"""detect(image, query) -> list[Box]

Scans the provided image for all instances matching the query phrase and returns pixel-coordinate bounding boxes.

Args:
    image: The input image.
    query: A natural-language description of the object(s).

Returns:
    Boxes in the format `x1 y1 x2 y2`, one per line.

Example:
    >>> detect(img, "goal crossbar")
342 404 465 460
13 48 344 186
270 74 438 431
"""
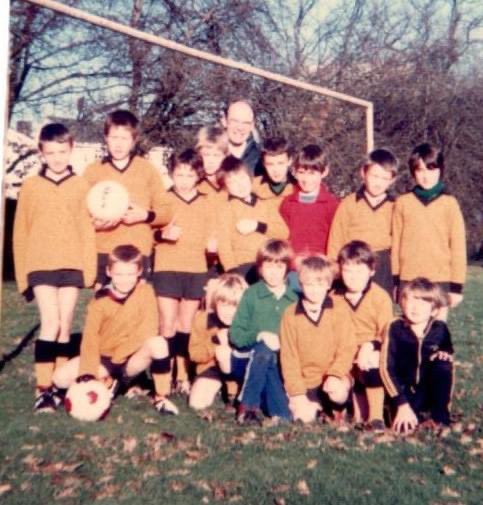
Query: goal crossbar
22 0 374 151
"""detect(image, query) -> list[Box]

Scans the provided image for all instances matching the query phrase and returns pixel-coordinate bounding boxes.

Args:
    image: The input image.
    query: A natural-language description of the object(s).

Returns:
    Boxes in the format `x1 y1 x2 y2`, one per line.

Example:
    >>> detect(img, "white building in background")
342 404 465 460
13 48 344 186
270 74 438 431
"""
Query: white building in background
4 129 172 199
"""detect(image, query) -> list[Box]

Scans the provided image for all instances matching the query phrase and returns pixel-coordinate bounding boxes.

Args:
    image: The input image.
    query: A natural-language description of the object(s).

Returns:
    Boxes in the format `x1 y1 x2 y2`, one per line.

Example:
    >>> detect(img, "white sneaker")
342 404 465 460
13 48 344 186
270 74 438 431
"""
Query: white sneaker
153 397 179 416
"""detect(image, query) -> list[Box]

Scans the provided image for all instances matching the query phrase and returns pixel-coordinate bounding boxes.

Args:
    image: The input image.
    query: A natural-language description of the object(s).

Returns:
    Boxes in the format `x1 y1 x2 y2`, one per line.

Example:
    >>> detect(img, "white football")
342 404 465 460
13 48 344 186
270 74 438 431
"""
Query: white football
65 380 111 422
86 180 129 221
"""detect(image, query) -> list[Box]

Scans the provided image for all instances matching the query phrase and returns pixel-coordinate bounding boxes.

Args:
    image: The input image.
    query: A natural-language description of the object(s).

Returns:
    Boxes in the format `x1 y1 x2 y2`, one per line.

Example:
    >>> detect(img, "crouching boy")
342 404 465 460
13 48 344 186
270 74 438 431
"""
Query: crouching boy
280 256 356 423
188 273 248 410
381 278 454 433
53 244 178 415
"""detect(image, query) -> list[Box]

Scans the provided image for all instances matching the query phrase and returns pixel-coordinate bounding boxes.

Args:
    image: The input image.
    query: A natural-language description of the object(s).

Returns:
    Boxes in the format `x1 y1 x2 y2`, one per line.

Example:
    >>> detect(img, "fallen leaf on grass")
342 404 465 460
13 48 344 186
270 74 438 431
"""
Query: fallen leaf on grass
306 459 317 469
122 436 138 453
96 484 120 500
22 454 44 471
29 426 40 433
0 484 12 496
296 480 310 496
441 465 456 476
143 417 157 424
441 486 460 498
274 498 286 505
43 462 83 474
194 480 211 492
452 422 463 433
460 434 473 445
169 481 186 493
272 484 290 494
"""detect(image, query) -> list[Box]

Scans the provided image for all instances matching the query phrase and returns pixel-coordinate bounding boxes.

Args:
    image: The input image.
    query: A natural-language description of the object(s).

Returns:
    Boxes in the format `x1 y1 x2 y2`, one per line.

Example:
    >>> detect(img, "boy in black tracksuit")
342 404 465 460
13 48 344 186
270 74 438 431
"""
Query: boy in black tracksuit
380 278 453 433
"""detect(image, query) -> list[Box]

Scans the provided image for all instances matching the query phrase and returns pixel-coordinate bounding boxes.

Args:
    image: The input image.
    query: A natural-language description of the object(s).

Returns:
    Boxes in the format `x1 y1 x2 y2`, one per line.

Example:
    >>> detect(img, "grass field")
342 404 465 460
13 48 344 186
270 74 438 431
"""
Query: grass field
0 267 482 505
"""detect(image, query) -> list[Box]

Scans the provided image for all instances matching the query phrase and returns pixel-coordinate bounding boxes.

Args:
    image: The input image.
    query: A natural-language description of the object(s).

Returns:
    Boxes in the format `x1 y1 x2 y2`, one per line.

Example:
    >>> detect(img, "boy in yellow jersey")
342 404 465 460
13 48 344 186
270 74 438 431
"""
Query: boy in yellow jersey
195 125 229 276
152 149 215 395
328 149 398 295
332 241 393 432
216 156 289 284
53 245 178 415
13 123 96 412
392 143 466 319
188 273 247 410
196 125 228 198
380 278 454 433
280 256 356 424
253 137 294 212
83 110 172 286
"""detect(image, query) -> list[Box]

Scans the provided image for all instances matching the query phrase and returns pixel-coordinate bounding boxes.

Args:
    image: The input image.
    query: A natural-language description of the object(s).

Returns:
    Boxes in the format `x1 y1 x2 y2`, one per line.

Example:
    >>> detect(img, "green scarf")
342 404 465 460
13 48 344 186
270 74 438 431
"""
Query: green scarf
413 180 445 203
269 181 288 195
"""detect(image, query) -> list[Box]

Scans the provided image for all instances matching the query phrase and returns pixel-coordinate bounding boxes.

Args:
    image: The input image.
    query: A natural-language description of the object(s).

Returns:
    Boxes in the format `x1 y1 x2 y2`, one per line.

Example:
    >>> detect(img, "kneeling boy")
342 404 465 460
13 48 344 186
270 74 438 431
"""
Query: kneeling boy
333 241 393 432
53 244 178 415
381 278 454 433
280 256 356 423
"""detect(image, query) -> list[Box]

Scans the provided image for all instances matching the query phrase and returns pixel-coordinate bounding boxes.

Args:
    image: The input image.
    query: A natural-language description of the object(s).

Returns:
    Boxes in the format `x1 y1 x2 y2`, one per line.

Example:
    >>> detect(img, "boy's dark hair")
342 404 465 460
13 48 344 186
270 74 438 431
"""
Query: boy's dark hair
218 155 251 186
168 148 204 179
400 277 448 311
262 137 292 158
408 143 445 178
38 123 73 150
107 244 143 270
256 239 292 271
362 148 399 176
337 240 376 270
298 255 335 285
293 144 329 173
104 110 139 137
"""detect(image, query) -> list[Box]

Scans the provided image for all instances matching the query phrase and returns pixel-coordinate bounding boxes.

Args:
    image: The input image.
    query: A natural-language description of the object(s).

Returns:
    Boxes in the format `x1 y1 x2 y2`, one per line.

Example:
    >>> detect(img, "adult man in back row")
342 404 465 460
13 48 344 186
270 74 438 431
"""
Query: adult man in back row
221 100 263 176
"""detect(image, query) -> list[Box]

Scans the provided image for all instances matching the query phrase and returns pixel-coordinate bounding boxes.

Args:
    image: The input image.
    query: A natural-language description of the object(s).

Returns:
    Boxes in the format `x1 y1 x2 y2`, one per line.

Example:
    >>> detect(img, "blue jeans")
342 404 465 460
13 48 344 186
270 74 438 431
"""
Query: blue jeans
236 341 291 420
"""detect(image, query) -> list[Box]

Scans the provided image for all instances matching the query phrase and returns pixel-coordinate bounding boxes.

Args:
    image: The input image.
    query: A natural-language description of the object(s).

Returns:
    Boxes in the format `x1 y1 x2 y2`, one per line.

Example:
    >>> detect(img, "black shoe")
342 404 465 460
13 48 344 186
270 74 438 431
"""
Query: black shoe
237 408 262 426
367 419 386 434
34 390 56 413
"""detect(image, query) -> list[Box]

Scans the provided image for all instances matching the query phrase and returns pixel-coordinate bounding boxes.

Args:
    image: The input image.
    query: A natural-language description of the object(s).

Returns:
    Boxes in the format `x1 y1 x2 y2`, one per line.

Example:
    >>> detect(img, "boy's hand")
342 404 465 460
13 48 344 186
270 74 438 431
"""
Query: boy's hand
236 219 258 235
448 293 463 308
392 403 418 434
356 343 380 371
122 203 148 225
206 238 218 253
162 222 182 241
257 331 280 351
430 351 453 362
214 344 232 374
290 395 320 423
92 217 121 230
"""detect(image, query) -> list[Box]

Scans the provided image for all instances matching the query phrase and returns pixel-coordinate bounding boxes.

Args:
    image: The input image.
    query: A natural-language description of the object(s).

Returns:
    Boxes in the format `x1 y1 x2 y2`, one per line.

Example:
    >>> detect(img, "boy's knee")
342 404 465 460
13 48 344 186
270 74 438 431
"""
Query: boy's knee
146 336 169 359
189 391 212 411
324 376 351 405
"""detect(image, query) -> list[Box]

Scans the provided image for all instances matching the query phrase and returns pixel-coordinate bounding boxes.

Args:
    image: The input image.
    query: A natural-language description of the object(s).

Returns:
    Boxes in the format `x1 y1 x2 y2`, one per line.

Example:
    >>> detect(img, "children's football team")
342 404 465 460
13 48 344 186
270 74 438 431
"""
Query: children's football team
13 104 466 435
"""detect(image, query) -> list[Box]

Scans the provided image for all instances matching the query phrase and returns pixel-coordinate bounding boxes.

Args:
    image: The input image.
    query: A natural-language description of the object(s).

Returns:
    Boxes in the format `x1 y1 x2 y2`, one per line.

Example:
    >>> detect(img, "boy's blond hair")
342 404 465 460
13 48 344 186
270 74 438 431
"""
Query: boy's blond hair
400 277 448 311
206 273 248 312
298 255 334 285
196 125 229 154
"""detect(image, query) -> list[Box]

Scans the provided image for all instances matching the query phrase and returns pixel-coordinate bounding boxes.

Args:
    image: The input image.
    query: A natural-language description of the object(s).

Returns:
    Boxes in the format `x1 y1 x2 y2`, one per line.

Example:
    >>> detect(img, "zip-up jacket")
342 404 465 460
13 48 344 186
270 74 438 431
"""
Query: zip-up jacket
380 318 453 406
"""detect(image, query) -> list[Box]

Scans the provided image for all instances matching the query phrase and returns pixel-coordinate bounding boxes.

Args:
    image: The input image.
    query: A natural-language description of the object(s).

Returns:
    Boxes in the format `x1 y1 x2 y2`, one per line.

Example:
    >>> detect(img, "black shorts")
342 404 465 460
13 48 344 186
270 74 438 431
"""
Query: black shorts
25 269 84 301
197 365 223 381
373 249 393 296
152 271 208 300
97 253 151 286
100 355 130 381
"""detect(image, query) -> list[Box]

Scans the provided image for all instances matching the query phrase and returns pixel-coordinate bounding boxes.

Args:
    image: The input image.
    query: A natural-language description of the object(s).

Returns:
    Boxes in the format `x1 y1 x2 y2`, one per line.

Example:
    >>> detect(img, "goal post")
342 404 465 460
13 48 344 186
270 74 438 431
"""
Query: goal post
21 0 374 152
